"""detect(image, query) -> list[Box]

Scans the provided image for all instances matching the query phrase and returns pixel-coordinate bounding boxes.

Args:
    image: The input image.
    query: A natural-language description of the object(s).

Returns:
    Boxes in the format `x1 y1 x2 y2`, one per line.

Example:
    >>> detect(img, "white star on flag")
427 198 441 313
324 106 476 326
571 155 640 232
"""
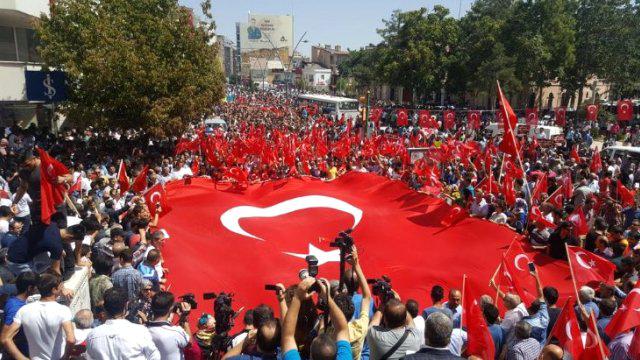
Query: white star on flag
284 244 340 265
589 260 596 267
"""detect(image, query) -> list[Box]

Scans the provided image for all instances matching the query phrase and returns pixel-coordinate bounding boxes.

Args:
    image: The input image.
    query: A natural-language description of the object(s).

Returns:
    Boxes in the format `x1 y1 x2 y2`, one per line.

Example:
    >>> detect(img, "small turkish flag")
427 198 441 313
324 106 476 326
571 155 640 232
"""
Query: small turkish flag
531 173 548 203
547 186 564 209
525 107 538 126
418 110 432 128
462 277 495 360
555 107 567 126
618 180 636 207
548 297 584 359
371 107 383 124
467 110 481 130
131 165 149 193
396 108 409 127
117 160 130 195
191 157 200 175
570 145 581 163
443 110 456 130
567 245 615 286
617 99 634 121
606 282 640 339
568 207 588 236
440 205 467 227
529 206 556 229
143 183 171 218
581 311 609 359
590 150 602 174
37 147 69 224
586 104 599 121
502 240 538 305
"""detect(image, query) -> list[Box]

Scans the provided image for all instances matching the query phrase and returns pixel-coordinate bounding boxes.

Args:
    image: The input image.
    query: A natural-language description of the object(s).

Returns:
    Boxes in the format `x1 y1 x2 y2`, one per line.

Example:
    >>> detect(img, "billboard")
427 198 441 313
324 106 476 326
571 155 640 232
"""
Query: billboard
239 14 293 56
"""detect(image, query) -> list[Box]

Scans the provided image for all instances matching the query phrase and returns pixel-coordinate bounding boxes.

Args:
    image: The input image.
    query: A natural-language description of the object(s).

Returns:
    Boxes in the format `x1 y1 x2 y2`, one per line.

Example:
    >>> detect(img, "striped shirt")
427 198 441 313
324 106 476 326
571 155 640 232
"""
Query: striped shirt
111 265 144 301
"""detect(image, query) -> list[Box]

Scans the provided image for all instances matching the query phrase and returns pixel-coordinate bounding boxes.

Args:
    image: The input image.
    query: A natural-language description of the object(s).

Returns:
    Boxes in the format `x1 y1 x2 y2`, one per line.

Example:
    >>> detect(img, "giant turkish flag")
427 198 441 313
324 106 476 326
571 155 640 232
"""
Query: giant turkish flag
159 173 574 326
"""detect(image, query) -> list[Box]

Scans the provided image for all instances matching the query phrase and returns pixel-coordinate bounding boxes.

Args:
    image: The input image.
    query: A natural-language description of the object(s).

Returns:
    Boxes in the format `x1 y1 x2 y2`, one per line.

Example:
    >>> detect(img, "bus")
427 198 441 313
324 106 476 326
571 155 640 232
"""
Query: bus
297 94 360 120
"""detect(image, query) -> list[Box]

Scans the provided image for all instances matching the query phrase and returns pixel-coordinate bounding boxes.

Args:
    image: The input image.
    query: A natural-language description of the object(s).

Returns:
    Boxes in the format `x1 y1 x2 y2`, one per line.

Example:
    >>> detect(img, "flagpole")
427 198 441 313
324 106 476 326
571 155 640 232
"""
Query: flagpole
460 274 466 330
589 307 608 360
564 243 582 307
497 153 506 184
63 192 80 217
497 80 532 204
491 261 502 304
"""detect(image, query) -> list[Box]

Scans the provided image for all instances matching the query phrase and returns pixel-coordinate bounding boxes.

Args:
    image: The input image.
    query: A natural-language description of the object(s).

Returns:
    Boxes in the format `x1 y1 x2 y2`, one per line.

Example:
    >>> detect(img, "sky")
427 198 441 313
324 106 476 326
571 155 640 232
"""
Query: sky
178 0 473 56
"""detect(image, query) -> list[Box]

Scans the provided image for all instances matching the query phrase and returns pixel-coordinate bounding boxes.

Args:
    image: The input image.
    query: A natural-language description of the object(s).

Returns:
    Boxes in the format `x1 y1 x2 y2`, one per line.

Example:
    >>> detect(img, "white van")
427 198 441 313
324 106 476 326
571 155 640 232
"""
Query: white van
602 145 640 162
204 117 228 132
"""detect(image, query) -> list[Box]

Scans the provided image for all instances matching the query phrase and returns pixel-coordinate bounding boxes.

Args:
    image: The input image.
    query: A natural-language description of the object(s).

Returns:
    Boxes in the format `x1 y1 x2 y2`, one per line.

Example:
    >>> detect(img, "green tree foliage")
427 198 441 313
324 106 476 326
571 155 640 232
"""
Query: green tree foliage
37 0 225 137
339 0 640 103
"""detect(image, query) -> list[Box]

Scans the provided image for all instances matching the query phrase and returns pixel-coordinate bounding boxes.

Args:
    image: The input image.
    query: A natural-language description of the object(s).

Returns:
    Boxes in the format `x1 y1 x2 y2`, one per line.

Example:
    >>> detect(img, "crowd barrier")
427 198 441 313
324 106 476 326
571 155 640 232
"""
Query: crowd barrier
64 266 91 315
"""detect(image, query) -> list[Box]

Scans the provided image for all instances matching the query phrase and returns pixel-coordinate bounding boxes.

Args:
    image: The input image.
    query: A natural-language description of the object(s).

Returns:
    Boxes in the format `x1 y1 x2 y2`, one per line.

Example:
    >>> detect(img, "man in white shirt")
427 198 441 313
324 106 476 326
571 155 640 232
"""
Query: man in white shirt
146 291 192 360
0 205 12 236
11 192 31 233
86 287 160 359
1 273 76 360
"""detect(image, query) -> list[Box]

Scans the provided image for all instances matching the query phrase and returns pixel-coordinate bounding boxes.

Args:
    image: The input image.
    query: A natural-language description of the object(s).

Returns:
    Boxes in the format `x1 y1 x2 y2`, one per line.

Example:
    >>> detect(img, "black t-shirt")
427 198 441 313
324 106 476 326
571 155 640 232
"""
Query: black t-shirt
31 223 63 260
548 232 578 260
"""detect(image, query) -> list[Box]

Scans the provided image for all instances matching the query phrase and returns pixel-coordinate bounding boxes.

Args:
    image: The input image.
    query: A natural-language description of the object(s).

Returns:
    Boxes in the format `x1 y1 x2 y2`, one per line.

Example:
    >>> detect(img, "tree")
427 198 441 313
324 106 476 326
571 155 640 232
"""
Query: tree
458 0 520 108
338 46 381 92
37 0 225 137
502 0 575 107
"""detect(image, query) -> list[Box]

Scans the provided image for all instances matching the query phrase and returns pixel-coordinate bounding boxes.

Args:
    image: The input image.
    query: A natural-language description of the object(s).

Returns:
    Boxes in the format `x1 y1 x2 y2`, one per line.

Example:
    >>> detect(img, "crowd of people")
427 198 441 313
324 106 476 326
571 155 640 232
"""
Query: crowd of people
0 86 638 359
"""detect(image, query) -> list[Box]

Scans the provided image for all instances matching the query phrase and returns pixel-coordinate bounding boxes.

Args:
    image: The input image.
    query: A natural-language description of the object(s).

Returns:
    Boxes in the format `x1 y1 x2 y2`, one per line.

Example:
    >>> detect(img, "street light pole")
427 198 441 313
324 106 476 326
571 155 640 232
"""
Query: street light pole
263 30 308 95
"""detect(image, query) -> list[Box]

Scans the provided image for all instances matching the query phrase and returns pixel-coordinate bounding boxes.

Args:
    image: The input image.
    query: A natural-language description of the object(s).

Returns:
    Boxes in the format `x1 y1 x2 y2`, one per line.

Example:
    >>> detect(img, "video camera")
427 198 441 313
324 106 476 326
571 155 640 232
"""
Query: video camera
367 276 394 304
201 292 238 359
330 229 354 253
177 293 198 310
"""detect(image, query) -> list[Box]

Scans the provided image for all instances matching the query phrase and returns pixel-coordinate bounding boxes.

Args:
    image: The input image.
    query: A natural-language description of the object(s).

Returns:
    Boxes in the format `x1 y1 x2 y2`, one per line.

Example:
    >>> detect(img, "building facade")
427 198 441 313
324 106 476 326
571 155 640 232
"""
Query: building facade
0 0 50 127
216 35 236 80
301 63 331 92
236 13 293 83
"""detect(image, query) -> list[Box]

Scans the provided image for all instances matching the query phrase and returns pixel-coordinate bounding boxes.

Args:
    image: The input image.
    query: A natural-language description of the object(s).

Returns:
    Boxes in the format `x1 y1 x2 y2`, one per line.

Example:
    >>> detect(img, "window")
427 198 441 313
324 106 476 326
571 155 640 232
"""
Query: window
339 102 359 111
308 75 313 82
321 75 325 80
0 26 17 61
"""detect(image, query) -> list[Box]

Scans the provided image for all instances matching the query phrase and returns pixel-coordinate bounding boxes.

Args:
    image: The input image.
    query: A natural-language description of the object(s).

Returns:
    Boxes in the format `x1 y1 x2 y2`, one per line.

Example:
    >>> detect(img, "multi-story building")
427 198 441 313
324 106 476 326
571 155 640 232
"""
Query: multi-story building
0 0 50 127
311 45 349 75
216 35 236 80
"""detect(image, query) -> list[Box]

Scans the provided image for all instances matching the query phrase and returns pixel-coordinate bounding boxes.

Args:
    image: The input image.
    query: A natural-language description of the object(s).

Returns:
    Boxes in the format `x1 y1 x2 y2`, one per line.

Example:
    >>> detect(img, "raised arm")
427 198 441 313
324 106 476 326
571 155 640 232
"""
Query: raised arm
282 277 315 353
350 246 372 316
319 279 349 342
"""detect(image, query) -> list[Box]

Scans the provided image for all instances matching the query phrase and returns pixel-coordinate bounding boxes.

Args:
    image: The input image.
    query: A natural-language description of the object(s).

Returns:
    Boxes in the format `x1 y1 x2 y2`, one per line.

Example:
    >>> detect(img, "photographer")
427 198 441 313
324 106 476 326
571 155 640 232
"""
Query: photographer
366 293 421 360
333 245 371 360
282 277 351 360
147 291 192 359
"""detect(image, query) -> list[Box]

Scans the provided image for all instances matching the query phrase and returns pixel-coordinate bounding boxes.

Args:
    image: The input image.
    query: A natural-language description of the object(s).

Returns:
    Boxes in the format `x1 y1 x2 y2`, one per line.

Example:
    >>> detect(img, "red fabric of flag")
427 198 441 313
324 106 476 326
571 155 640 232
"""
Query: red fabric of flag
118 160 130 195
396 109 409 127
525 107 538 126
548 297 584 358
143 183 171 218
586 104 599 121
191 157 200 175
606 282 640 338
443 110 456 130
68 176 82 194
617 99 634 121
467 111 481 130
529 206 556 229
555 107 567 126
568 207 589 236
590 150 602 174
37 147 69 224
462 278 495 360
566 245 616 287
501 240 538 305
440 206 468 228
580 311 608 360
570 146 581 163
418 110 432 128
531 173 548 203
131 165 149 193
496 83 520 158
617 180 636 207
502 173 516 206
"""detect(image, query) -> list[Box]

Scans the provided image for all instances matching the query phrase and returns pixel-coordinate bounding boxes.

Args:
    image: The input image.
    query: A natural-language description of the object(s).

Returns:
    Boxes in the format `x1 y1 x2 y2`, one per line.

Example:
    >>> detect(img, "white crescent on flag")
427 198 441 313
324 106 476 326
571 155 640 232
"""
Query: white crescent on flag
514 254 530 271
220 195 363 241
575 252 593 269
